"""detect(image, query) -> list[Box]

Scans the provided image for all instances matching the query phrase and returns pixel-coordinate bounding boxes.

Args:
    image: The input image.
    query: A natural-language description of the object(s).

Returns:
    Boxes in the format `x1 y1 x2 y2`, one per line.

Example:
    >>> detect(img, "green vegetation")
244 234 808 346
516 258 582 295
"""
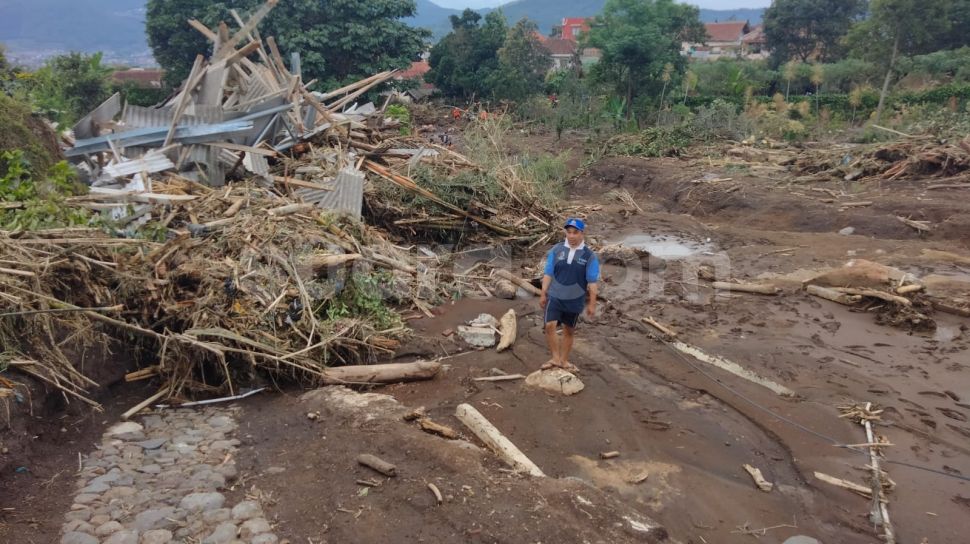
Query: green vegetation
326 272 404 331
0 150 97 230
385 104 412 135
585 0 706 115
763 0 866 65
22 52 112 126
426 10 510 99
146 0 429 89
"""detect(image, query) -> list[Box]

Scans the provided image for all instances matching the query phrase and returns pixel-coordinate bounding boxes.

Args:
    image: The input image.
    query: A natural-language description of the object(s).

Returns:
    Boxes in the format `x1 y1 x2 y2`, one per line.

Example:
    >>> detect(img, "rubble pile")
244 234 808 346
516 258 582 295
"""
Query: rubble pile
0 2 559 408
790 136 970 182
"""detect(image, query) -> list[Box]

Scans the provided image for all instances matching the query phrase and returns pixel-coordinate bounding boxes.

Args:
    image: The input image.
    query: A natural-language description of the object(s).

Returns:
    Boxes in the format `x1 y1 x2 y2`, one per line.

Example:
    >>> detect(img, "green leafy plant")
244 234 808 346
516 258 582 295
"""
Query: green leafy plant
385 104 412 135
326 272 403 330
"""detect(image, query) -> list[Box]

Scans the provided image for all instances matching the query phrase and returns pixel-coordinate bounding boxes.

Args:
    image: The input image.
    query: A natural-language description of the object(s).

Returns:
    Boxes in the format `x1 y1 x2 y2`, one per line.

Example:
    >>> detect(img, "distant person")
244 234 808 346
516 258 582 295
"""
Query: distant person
451 107 461 121
539 218 599 373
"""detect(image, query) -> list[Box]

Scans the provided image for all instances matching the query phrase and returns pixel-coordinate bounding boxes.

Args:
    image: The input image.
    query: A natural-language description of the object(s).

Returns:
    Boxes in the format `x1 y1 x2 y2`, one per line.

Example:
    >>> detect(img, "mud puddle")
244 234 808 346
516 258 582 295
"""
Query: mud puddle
612 232 715 259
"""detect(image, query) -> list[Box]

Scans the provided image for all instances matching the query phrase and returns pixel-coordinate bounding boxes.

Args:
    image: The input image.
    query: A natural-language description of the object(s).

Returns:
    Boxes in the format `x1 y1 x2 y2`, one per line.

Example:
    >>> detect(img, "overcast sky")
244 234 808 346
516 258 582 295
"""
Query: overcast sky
432 0 771 9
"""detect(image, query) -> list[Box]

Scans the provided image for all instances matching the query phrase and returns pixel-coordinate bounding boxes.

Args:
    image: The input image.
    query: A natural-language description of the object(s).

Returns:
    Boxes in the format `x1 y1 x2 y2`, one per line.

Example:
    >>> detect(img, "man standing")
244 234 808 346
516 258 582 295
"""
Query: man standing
539 218 599 372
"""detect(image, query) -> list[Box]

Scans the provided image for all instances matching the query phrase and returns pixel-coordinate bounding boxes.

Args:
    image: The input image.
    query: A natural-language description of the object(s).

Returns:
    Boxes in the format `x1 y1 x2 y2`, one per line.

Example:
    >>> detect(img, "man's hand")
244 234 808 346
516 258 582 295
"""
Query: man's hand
586 302 596 319
539 293 548 308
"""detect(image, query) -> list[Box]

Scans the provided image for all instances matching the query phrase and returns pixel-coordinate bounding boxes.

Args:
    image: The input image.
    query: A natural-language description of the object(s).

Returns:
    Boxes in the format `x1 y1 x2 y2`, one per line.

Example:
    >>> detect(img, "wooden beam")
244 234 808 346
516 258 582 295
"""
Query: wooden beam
455 403 545 477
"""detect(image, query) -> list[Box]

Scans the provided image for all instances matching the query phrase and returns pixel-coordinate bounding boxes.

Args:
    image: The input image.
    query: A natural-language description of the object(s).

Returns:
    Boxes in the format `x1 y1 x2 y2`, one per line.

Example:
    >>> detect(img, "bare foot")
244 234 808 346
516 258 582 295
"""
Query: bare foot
561 362 580 373
541 360 558 370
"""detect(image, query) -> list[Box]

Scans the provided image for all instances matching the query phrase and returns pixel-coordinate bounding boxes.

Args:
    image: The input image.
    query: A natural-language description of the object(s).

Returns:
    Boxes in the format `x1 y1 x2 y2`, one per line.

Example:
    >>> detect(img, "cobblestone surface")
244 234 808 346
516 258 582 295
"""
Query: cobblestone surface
59 408 278 544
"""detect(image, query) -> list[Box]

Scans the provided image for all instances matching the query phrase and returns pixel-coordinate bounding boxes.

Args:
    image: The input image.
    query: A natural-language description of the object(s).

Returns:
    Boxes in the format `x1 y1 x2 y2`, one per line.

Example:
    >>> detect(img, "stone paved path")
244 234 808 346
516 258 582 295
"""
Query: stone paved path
59 407 280 544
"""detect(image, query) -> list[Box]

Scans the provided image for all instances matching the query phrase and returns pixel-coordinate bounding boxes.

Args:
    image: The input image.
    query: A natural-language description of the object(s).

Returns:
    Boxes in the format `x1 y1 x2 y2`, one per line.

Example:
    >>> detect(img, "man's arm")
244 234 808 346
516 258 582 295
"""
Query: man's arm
540 274 552 308
540 249 555 308
586 253 600 317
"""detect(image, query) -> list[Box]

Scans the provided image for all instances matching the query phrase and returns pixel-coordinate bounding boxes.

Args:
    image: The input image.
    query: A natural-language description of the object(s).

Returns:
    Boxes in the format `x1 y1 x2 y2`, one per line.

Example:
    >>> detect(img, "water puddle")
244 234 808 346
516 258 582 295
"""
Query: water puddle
613 233 714 259
934 326 961 343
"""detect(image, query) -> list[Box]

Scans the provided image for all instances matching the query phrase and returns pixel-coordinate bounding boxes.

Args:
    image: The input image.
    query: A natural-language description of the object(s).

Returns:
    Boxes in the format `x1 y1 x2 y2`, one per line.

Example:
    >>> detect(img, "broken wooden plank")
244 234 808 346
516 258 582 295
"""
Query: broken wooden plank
455 403 545 477
473 374 526 382
806 284 862 306
668 341 795 396
814 471 872 498
641 316 678 338
832 287 912 307
712 281 780 295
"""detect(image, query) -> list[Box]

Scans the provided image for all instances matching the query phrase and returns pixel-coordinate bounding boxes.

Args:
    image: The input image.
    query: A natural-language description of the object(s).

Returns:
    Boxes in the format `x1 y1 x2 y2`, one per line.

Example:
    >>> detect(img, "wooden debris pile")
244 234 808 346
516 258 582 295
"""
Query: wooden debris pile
0 181 465 409
790 136 970 183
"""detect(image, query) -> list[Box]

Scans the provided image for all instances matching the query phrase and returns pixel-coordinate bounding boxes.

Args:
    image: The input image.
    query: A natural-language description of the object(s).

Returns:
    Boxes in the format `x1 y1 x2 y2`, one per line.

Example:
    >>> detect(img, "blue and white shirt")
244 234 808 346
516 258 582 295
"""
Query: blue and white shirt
544 241 600 311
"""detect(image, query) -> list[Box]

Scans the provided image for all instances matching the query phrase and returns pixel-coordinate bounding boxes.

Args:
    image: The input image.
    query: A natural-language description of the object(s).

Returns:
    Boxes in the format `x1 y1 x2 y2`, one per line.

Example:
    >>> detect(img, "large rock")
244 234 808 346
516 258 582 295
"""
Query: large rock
179 492 226 513
525 369 584 396
457 325 495 347
61 532 98 544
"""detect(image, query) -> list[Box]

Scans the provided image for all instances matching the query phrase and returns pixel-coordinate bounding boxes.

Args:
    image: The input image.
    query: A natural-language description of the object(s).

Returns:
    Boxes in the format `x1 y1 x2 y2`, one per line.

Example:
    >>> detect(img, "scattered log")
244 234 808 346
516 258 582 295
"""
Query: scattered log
641 316 678 338
896 216 932 233
806 284 862 306
492 278 517 299
933 300 970 317
862 402 896 544
832 287 912 307
267 203 316 216
600 451 620 459
417 418 459 440
122 388 167 420
473 374 526 382
840 201 874 208
496 309 517 352
895 284 924 295
491 269 541 296
357 454 396 477
712 281 780 295
743 464 774 492
455 403 545 477
926 183 970 190
320 361 441 385
125 366 160 382
813 471 873 498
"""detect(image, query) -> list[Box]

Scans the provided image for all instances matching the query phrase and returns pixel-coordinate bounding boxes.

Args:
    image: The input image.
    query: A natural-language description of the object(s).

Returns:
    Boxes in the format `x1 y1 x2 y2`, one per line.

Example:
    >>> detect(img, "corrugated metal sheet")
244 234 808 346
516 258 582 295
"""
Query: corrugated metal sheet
296 167 364 217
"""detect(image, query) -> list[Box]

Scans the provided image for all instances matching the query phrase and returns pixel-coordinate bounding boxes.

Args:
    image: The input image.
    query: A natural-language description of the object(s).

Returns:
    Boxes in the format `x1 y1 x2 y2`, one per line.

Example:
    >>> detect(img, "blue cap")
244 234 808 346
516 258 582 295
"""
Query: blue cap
563 218 586 231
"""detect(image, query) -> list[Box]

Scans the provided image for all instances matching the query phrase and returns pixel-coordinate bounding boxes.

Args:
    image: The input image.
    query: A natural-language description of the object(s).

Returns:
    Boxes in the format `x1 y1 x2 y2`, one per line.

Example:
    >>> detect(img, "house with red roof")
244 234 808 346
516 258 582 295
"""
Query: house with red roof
684 21 768 61
543 38 578 70
560 17 591 42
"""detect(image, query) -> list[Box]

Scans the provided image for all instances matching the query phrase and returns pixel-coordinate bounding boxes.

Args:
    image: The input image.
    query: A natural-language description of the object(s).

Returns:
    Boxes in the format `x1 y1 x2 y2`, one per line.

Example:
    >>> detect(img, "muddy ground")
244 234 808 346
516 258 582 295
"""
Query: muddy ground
3 138 969 543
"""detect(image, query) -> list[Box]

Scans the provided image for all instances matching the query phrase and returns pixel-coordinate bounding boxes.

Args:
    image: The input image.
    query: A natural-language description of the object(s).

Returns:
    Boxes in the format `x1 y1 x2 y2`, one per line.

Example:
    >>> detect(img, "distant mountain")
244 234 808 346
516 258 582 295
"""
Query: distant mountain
407 0 465 38
0 0 148 58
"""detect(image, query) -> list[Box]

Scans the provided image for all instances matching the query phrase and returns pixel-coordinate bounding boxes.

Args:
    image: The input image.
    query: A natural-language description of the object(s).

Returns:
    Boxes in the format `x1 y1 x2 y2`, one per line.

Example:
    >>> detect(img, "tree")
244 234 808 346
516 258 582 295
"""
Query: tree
585 0 705 116
846 0 949 122
426 10 508 99
146 0 429 90
763 0 867 66
29 52 112 125
488 19 553 102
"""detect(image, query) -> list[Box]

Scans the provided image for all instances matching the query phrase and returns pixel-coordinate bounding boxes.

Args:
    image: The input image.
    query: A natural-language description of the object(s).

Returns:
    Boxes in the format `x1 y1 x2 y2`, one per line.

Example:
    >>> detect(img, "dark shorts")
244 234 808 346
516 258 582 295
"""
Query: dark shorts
544 296 584 328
